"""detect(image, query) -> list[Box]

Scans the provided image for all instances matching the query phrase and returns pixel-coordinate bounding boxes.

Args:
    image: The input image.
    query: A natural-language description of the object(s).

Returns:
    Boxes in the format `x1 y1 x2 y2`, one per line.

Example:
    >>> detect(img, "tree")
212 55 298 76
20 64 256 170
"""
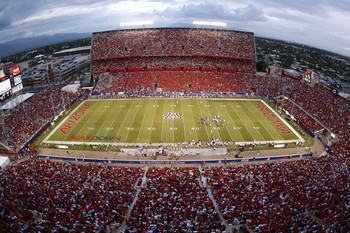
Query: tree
256 60 268 72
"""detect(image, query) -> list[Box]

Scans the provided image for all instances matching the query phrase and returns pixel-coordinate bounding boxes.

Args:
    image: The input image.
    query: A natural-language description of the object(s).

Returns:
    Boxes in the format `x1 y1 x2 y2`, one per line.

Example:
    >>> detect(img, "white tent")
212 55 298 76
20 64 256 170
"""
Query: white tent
0 93 35 110
0 156 10 169
62 84 80 94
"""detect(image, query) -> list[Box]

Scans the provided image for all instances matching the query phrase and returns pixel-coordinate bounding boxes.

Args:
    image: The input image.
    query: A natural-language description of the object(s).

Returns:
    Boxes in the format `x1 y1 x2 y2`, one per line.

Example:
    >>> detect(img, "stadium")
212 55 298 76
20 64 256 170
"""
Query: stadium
0 27 349 232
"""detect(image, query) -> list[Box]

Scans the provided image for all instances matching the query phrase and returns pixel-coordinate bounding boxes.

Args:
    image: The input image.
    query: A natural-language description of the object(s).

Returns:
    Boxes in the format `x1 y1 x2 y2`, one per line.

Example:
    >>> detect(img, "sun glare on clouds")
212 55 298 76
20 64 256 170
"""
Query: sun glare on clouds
108 1 169 14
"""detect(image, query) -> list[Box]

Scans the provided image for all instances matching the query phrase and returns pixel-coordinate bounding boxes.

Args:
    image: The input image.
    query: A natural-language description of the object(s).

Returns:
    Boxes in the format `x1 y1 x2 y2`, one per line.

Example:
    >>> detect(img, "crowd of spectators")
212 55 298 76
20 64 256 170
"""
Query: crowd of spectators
251 74 350 144
1 27 350 232
93 71 252 93
207 160 350 232
249 73 350 171
91 57 255 75
0 87 78 151
2 78 350 232
0 159 143 232
126 167 225 232
90 71 350 232
1 157 349 232
91 28 255 61
90 28 255 82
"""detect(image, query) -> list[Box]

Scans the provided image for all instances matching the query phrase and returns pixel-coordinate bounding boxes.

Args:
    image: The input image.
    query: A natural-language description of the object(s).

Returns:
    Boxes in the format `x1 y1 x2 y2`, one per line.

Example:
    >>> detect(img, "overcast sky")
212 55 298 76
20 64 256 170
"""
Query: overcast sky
1 0 350 57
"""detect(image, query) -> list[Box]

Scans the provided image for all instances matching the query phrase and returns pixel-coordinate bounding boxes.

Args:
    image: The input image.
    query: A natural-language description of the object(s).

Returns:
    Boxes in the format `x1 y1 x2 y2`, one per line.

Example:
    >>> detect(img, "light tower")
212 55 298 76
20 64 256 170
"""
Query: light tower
193 21 227 28
120 20 154 29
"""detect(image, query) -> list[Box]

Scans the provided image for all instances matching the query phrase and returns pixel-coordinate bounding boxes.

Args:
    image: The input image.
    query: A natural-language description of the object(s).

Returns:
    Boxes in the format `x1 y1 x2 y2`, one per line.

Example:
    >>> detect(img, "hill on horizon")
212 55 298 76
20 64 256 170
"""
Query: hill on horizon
0 33 91 57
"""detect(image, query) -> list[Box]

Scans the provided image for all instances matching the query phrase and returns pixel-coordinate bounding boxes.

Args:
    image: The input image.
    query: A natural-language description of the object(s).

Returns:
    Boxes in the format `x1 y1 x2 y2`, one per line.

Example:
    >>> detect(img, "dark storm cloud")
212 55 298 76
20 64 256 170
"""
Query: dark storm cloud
0 0 114 25
0 7 12 30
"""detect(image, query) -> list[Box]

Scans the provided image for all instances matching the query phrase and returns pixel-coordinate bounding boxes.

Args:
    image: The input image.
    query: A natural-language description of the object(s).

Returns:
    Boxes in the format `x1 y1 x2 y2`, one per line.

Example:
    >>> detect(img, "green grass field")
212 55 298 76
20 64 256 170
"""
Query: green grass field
43 98 304 146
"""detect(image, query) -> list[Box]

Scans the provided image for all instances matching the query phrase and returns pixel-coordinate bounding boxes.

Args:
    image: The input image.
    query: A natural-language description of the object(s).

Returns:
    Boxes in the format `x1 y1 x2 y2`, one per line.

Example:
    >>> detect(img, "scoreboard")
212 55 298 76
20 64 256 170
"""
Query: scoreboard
0 66 23 102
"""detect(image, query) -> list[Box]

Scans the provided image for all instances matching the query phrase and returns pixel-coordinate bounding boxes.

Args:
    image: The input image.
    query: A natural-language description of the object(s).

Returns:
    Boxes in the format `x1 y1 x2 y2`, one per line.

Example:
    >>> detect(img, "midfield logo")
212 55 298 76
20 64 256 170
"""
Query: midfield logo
164 112 182 119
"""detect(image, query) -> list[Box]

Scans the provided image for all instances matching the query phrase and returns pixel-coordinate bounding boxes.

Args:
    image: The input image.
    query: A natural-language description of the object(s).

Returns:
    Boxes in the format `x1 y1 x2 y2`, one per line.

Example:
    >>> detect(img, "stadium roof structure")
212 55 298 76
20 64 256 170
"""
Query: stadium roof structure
53 46 91 57
0 156 10 169
0 93 34 110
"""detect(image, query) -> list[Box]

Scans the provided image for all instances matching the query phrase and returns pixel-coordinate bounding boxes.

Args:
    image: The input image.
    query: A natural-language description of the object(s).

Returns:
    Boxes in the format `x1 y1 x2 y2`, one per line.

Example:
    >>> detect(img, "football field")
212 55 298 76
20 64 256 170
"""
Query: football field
43 98 304 146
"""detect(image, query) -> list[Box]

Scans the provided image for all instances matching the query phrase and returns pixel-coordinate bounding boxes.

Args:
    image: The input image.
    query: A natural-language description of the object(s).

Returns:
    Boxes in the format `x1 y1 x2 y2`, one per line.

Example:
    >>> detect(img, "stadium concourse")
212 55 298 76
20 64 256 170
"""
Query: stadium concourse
0 28 349 232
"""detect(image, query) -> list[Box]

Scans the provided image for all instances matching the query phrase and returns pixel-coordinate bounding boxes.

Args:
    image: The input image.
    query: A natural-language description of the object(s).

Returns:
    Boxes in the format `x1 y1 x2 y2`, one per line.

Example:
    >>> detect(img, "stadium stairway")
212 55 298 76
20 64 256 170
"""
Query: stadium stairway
199 167 235 233
117 167 149 233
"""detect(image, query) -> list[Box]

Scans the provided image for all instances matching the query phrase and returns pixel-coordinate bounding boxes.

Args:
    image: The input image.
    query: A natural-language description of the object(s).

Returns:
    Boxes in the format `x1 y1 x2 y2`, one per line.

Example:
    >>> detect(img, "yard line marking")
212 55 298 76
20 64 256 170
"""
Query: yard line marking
172 99 175 143
161 99 166 142
198 100 220 141
93 100 120 138
195 99 209 141
123 100 142 141
226 102 249 141
109 100 128 143
212 101 231 142
76 100 114 139
149 99 159 143
136 99 151 142
115 100 136 142
186 99 199 141
217 102 236 142
235 100 263 140
180 99 187 142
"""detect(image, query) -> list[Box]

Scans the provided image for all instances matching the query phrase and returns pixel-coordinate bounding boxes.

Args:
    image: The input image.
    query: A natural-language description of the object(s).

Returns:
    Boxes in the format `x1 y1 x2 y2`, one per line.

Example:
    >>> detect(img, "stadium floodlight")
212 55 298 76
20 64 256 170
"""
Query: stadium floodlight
120 20 154 26
193 21 227 27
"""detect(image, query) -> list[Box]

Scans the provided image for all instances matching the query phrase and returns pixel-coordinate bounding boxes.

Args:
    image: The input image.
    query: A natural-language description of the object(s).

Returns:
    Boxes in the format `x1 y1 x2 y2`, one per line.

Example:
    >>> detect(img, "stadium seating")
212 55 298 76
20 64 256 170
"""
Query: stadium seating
1 157 349 232
93 71 255 93
91 28 255 61
207 159 350 232
0 160 143 232
0 87 79 151
252 74 350 143
127 167 225 232
1 27 350 232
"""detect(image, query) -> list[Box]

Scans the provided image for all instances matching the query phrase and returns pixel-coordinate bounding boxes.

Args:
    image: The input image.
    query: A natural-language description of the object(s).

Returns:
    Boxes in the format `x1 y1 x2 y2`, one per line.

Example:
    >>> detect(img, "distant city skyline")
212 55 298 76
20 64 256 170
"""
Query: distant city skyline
0 0 350 57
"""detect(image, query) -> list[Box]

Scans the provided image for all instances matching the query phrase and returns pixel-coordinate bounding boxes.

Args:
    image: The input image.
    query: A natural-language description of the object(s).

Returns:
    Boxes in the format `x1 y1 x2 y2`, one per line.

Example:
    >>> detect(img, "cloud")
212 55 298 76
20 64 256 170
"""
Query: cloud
0 10 12 30
331 0 350 13
232 4 267 21
0 0 349 57
253 0 350 16
160 2 266 22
